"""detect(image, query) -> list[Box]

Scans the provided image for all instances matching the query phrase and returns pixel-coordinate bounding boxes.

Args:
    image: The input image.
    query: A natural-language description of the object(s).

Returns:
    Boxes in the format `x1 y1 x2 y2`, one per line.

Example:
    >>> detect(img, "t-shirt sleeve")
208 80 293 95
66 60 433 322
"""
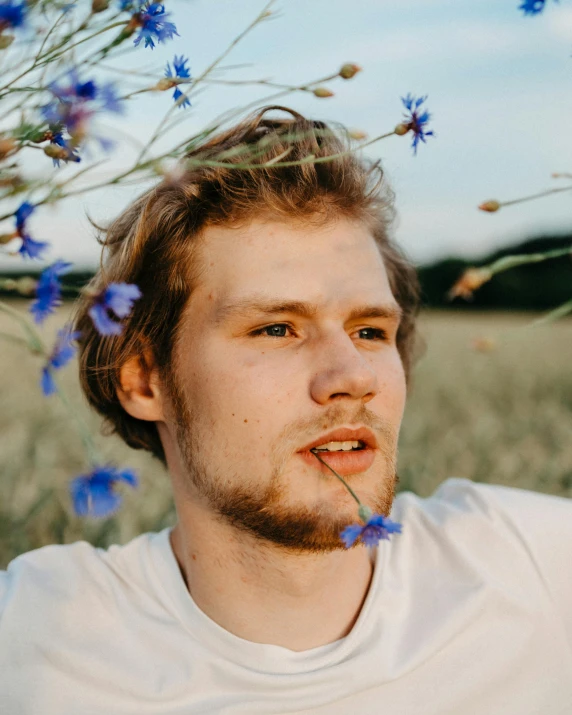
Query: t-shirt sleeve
435 478 572 646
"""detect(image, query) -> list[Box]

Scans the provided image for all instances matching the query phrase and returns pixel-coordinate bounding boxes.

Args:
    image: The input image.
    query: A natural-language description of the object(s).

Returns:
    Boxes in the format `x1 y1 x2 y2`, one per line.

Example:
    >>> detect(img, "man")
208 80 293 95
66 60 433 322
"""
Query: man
1 106 571 714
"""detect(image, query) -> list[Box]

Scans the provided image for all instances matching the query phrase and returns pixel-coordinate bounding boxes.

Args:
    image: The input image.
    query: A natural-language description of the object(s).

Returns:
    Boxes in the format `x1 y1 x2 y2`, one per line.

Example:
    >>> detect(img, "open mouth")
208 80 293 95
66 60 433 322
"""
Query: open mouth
299 444 375 476
312 440 366 452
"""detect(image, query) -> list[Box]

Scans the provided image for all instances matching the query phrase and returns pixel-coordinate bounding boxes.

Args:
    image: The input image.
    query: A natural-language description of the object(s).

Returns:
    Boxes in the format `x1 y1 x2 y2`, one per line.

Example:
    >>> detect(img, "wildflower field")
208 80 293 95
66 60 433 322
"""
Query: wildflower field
1 301 570 569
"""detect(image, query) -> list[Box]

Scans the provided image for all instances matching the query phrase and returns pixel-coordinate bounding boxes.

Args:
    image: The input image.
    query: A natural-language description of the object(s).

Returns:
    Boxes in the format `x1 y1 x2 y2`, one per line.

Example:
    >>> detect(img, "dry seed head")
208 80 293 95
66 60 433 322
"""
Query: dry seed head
339 63 362 80
313 87 334 98
448 267 493 300
478 200 501 213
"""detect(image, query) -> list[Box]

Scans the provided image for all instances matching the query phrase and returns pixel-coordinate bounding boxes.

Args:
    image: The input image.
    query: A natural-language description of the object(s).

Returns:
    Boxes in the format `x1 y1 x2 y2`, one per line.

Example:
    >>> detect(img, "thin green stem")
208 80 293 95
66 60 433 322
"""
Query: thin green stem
527 298 572 327
488 246 572 277
134 0 276 166
500 185 572 209
0 301 44 354
310 449 362 507
53 380 102 466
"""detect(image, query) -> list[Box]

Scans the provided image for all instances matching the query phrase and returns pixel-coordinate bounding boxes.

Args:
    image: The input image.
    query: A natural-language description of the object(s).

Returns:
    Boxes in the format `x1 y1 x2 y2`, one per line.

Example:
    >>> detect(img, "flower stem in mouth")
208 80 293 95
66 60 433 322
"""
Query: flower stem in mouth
310 448 369 517
310 449 401 547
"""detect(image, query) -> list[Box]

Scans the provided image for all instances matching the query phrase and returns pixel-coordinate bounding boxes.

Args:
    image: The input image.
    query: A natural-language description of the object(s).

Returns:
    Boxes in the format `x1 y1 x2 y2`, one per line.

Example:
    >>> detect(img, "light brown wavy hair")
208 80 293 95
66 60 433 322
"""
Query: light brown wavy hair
73 105 421 465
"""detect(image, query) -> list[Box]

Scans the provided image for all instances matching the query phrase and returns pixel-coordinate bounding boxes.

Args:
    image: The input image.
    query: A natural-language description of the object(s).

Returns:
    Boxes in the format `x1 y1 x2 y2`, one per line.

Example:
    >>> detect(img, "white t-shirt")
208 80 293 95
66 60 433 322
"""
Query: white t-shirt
1 477 571 715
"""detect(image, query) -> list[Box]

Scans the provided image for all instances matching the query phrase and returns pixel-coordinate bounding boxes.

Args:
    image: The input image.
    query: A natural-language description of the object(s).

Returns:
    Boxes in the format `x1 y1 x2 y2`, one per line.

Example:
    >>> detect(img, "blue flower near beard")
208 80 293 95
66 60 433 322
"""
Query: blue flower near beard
30 260 72 324
340 513 402 548
70 465 138 518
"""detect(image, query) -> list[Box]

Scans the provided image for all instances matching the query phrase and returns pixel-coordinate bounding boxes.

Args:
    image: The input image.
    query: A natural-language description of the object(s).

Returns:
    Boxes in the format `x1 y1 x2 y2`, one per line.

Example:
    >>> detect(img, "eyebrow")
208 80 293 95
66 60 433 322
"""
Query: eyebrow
214 296 403 325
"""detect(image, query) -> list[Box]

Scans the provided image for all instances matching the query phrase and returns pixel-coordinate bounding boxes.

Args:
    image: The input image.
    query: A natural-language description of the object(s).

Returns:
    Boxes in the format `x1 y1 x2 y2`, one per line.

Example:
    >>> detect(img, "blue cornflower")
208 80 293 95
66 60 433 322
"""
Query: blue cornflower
14 201 49 260
400 93 434 155
30 260 72 324
164 55 191 108
519 0 552 15
41 325 80 396
41 69 123 140
133 2 178 49
340 512 402 549
70 465 138 518
88 282 142 336
0 1 26 31
49 132 81 167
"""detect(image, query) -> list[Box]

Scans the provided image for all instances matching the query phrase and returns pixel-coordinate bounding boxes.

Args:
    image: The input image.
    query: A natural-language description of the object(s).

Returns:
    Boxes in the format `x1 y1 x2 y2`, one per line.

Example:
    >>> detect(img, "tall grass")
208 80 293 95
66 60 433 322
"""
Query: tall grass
1 303 570 568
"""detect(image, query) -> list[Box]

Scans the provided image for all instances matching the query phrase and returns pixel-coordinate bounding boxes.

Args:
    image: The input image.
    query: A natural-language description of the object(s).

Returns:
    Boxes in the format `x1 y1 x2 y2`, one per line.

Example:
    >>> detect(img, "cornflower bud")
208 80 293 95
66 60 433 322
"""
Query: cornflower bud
43 144 69 161
154 77 177 91
0 34 14 49
0 136 17 159
478 200 501 213
339 63 362 80
92 0 110 12
14 276 38 296
348 129 368 141
448 267 493 300
0 231 16 245
313 87 334 98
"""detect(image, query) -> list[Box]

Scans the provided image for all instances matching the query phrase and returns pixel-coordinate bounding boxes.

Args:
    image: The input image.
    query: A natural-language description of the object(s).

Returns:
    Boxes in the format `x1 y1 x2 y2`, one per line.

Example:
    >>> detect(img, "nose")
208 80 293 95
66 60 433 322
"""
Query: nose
309 330 379 405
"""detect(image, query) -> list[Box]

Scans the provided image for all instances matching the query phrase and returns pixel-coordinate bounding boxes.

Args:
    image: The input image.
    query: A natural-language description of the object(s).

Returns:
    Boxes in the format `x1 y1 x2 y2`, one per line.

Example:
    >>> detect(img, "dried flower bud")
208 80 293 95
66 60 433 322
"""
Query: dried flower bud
155 77 177 91
0 232 16 245
339 63 362 80
448 267 493 300
313 87 334 98
92 0 110 11
478 200 501 213
0 174 23 188
14 276 38 296
348 129 368 141
0 35 14 50
394 123 410 136
0 137 17 159
43 144 69 161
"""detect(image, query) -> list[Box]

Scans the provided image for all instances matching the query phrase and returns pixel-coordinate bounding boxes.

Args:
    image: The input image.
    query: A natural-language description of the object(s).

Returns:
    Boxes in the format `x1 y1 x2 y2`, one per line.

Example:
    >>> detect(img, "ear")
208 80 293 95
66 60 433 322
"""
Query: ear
117 351 165 422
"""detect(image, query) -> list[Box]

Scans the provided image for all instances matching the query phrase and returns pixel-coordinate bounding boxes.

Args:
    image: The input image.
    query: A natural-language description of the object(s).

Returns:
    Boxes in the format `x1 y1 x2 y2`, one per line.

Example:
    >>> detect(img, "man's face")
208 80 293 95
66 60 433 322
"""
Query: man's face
164 216 407 552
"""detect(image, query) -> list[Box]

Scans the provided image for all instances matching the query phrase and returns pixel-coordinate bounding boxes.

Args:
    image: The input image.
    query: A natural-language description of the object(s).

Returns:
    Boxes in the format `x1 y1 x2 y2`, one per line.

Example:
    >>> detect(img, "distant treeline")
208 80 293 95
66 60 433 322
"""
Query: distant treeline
1 234 571 311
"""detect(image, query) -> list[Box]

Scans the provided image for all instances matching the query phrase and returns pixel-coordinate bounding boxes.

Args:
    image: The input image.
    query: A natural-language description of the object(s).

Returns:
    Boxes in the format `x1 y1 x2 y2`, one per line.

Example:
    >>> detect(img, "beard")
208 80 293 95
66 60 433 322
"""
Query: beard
167 377 399 554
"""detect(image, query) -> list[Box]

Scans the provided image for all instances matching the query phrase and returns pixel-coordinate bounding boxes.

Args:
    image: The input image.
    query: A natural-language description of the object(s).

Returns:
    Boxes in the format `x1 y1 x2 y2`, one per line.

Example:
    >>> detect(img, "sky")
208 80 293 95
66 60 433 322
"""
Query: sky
2 0 572 270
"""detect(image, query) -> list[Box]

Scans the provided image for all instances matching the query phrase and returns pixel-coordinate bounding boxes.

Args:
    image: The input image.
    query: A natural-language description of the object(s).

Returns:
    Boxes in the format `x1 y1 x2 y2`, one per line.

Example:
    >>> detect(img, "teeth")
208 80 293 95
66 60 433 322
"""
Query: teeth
314 440 362 452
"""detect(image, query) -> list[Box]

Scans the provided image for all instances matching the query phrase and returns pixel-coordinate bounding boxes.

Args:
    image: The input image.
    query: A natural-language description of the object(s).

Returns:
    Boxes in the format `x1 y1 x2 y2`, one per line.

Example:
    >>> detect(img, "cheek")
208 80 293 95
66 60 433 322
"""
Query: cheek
374 353 407 419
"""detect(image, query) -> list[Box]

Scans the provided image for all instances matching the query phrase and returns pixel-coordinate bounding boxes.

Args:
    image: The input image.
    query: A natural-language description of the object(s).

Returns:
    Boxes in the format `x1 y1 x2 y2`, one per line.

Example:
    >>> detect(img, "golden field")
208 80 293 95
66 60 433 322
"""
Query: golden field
1 302 571 568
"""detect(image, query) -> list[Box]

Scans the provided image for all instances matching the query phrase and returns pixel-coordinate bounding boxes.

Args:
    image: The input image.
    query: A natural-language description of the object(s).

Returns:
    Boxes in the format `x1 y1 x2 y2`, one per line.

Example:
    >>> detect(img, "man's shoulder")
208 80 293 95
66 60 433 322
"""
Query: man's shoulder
0 529 166 623
391 478 572 641
392 476 572 534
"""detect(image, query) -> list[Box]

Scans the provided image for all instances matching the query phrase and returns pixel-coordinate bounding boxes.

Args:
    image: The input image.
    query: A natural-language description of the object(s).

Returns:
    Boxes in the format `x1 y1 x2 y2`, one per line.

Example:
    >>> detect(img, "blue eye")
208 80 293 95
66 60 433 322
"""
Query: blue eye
253 324 289 337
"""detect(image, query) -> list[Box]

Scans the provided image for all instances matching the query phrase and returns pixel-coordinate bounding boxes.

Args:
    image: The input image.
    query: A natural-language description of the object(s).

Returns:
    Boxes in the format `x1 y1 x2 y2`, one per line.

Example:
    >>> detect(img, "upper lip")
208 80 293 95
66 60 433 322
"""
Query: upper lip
298 427 378 452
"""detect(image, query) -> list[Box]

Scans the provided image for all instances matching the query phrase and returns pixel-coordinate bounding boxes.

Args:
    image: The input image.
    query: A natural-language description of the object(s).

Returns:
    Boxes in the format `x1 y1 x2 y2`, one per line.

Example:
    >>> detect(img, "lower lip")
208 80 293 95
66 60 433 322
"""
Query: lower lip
298 448 376 476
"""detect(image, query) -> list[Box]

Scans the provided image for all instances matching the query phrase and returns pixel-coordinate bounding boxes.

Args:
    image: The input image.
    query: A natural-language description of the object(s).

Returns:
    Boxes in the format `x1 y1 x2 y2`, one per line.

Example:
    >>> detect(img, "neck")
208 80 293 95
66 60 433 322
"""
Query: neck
169 501 375 652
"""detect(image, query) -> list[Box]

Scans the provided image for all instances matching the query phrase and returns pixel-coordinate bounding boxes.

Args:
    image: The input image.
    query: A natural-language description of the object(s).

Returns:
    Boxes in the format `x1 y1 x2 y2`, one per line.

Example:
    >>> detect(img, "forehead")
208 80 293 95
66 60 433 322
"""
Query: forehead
191 217 396 315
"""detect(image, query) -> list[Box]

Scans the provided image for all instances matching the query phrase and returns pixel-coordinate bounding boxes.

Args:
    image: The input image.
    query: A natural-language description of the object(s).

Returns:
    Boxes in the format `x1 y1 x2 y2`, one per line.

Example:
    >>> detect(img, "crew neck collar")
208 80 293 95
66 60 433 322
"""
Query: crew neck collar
146 526 389 675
